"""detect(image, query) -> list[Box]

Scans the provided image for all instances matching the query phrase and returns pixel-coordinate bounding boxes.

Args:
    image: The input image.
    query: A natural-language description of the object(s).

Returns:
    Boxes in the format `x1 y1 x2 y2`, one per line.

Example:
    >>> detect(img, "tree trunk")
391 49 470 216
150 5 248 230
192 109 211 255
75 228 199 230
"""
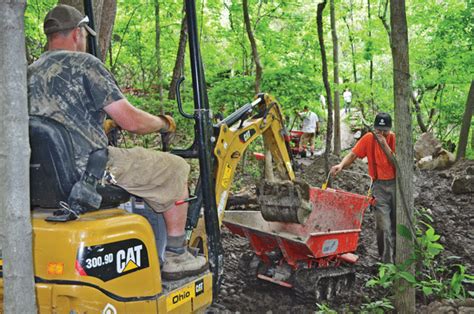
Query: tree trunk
343 18 357 84
98 0 117 62
378 0 391 43
154 0 164 108
0 1 37 312
390 0 415 312
111 6 138 74
456 81 474 160
471 126 474 150
243 0 263 94
343 0 357 83
169 7 188 100
330 0 341 156
317 0 332 174
224 2 249 77
367 0 375 113
411 91 428 132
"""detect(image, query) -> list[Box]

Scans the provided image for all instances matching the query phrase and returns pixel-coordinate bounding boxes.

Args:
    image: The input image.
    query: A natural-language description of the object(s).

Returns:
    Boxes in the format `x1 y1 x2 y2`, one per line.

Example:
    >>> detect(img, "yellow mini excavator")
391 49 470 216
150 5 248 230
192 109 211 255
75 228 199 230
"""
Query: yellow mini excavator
0 0 307 312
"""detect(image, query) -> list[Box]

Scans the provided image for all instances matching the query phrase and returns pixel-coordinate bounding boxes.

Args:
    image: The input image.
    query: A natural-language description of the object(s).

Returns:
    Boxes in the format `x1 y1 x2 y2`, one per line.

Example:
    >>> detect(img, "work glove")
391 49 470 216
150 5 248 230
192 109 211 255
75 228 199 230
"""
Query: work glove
158 114 176 133
103 119 118 134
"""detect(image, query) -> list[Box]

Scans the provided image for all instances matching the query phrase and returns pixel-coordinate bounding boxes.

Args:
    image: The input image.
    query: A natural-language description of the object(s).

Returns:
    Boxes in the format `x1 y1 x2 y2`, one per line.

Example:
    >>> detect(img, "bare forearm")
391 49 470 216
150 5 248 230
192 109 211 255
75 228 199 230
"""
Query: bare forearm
339 152 357 168
330 151 357 176
104 99 167 134
125 107 165 134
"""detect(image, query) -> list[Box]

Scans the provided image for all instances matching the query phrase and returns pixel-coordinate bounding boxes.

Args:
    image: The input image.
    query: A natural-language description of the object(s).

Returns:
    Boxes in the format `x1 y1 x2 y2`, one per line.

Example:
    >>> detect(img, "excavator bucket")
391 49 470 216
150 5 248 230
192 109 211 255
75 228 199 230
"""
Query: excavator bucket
257 180 312 224
224 186 371 266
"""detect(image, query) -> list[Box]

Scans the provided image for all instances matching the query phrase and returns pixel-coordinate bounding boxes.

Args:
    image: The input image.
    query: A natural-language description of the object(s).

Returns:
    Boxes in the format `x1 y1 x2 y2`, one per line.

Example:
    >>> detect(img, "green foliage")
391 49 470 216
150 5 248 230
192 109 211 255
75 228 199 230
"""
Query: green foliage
396 223 413 241
315 302 337 314
367 208 474 301
23 0 472 155
417 222 444 266
360 298 394 313
232 138 263 192
21 0 473 181
25 0 56 61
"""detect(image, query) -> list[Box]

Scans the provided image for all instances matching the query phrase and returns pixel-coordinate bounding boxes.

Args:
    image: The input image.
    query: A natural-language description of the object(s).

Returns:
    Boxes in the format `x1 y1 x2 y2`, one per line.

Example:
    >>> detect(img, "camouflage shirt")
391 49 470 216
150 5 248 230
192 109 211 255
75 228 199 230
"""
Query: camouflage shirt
28 50 123 173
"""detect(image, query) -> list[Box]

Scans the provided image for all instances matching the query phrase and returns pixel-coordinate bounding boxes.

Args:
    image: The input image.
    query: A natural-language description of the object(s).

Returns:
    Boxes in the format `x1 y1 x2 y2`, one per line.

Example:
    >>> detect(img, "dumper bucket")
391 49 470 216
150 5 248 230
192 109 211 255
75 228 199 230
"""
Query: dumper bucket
223 187 371 266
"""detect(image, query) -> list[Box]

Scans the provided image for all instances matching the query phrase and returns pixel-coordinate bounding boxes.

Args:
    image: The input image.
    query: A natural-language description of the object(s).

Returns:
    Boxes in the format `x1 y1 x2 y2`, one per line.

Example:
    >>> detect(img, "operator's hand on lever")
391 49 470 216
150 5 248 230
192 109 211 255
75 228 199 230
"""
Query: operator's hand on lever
103 119 118 134
158 114 176 151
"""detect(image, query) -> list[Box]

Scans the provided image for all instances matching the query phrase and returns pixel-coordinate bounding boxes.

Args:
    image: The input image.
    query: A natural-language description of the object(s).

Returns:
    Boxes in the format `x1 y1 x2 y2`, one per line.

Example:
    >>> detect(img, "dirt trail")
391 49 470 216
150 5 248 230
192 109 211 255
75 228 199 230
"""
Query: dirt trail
213 115 473 312
340 110 355 151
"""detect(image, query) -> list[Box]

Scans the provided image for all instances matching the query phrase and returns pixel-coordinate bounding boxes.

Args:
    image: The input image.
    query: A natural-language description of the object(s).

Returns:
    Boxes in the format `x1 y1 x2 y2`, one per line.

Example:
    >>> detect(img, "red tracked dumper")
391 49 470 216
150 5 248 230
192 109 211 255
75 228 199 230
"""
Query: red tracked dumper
223 180 372 302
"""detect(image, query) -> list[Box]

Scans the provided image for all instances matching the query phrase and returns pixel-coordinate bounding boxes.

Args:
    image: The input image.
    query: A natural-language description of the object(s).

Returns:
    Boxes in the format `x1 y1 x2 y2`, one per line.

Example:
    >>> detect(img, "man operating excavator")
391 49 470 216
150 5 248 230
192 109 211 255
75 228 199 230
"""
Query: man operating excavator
27 4 207 280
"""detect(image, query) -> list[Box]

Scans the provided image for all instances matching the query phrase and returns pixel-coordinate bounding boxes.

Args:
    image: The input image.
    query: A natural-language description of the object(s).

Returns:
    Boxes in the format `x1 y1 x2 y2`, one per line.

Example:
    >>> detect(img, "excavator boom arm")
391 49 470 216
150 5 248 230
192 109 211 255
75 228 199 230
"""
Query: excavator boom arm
213 94 295 223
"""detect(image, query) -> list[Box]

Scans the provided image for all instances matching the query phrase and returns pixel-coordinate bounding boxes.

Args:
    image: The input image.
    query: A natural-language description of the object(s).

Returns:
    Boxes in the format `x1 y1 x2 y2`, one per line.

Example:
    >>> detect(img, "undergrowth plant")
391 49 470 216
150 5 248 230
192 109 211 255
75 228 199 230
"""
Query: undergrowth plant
366 208 474 301
360 298 394 313
315 303 337 314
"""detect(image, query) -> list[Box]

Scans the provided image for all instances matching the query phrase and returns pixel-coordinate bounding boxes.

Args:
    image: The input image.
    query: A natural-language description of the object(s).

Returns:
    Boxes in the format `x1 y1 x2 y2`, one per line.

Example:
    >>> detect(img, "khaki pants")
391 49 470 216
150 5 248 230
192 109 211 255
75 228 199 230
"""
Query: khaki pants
373 179 396 263
107 146 190 213
300 132 315 149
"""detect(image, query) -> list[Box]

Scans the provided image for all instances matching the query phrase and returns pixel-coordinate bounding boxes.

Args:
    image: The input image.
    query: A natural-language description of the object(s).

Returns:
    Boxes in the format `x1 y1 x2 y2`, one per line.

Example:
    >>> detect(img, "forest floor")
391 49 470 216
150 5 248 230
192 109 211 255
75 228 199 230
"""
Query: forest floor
210 114 474 313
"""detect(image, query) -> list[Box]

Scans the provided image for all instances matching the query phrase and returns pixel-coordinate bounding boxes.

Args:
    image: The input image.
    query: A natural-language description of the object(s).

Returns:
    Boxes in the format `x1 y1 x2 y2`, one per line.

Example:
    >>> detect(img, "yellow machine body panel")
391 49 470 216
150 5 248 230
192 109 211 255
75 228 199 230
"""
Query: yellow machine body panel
32 209 162 299
0 208 212 313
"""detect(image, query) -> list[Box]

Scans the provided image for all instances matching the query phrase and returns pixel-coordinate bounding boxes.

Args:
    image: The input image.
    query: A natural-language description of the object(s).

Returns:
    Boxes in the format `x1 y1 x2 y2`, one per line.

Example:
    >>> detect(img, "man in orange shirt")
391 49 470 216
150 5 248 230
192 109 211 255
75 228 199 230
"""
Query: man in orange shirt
330 113 396 263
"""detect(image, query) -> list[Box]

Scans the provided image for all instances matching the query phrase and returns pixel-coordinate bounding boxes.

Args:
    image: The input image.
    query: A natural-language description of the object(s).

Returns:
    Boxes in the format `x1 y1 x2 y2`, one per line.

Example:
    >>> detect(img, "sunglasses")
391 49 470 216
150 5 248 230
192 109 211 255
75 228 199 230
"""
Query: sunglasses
76 16 90 27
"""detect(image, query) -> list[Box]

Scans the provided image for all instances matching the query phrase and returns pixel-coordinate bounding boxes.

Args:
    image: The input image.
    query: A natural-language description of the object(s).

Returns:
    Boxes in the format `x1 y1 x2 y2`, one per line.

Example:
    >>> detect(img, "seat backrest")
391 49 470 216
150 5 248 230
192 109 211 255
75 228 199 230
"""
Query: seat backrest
29 116 79 208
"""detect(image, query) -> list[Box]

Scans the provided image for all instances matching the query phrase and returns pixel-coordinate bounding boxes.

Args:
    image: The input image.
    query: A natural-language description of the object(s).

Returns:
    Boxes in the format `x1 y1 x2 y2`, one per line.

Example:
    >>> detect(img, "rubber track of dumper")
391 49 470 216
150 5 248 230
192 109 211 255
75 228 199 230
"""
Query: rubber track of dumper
238 252 261 286
293 267 355 304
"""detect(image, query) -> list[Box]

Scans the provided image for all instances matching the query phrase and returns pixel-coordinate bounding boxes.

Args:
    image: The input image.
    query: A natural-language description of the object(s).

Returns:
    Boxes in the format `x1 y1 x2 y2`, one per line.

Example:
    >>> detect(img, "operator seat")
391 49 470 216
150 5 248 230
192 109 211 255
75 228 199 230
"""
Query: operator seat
29 115 130 209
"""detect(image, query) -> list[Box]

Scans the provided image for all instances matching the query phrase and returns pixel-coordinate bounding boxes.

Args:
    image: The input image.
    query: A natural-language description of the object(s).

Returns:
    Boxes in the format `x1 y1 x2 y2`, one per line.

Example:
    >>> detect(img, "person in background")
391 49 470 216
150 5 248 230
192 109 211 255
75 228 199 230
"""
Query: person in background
320 93 326 110
343 88 352 113
295 105 320 157
330 113 396 263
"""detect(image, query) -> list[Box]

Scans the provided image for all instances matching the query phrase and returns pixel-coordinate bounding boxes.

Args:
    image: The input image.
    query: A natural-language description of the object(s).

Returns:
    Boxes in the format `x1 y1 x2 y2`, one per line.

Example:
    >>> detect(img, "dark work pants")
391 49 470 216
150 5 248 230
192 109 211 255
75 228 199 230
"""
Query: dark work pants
373 179 396 263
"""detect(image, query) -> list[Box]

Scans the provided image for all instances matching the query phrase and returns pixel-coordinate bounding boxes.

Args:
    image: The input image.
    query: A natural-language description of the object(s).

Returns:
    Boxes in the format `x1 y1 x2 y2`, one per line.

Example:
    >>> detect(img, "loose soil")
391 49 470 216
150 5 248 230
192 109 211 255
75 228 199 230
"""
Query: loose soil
210 154 473 313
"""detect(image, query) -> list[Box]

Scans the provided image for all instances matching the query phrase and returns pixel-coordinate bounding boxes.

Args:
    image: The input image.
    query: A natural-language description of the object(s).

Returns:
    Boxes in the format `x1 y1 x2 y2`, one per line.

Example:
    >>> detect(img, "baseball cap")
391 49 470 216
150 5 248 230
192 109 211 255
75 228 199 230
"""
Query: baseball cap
44 4 96 37
374 112 392 131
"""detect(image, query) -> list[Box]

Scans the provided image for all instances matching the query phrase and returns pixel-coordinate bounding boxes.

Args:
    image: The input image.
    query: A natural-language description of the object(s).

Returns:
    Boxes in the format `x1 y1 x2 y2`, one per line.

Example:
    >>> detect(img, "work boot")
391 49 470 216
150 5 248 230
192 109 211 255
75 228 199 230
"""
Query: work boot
161 249 208 281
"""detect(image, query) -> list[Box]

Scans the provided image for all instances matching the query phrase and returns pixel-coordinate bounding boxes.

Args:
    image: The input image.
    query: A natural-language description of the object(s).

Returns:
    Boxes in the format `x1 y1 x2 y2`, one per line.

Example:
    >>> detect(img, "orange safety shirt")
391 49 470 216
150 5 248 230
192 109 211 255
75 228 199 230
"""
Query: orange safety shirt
352 132 396 180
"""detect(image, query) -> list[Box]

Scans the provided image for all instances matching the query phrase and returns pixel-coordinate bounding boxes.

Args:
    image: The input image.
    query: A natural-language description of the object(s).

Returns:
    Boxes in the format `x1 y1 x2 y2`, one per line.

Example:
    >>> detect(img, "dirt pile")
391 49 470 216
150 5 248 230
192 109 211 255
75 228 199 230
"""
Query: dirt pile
414 159 474 271
297 154 371 195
